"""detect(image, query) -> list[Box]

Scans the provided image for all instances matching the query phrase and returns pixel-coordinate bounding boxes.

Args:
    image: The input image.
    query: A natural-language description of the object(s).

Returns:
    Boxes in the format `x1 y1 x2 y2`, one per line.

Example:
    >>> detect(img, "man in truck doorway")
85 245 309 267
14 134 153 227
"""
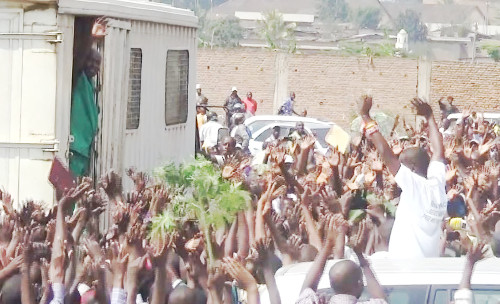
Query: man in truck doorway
69 49 101 177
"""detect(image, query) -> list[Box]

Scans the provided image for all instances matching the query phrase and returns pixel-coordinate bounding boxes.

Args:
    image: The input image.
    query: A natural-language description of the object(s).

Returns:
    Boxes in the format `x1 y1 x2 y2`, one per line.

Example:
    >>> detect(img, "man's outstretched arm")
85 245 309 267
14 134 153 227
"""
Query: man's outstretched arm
359 96 401 176
411 98 445 162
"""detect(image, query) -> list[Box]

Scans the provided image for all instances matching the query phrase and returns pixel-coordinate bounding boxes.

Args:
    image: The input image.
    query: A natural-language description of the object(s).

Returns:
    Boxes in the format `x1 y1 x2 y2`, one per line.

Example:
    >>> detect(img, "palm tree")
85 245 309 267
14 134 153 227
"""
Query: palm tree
257 10 297 53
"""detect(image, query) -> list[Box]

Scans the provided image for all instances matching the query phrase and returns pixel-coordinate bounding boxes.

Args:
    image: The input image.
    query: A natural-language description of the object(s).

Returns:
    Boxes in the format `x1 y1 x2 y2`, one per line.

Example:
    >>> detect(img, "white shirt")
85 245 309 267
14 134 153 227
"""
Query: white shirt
388 161 447 258
199 121 223 149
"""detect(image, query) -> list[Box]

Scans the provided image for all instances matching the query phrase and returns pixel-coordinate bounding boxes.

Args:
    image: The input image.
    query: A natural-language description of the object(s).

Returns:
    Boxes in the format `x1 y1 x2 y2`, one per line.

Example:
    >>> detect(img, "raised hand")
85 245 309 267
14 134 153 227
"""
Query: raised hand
300 135 316 151
0 189 15 217
358 95 373 118
410 97 433 119
351 220 369 254
59 181 90 211
100 170 122 198
108 241 129 288
223 257 258 292
254 238 273 267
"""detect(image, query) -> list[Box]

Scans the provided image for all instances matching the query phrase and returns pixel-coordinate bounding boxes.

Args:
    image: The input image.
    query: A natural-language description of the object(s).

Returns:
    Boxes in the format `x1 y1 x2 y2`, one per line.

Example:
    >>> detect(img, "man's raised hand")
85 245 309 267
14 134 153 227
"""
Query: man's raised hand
358 95 373 118
410 97 433 119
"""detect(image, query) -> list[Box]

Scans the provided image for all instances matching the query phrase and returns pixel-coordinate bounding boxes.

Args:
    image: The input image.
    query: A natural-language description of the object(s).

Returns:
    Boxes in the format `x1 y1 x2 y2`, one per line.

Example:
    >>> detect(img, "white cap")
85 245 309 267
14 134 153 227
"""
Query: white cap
284 155 294 164
78 283 91 295
196 84 201 89
231 86 237 92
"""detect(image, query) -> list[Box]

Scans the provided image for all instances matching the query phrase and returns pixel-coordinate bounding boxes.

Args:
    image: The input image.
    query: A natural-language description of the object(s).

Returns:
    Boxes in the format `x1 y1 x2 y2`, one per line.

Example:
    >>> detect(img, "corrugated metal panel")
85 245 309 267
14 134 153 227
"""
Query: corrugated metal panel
99 19 131 178
122 20 196 187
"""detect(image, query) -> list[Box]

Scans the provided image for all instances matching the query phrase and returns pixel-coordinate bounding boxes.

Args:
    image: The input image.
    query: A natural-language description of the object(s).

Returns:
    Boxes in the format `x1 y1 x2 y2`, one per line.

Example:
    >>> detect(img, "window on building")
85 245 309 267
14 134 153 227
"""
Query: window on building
126 48 142 130
165 50 189 126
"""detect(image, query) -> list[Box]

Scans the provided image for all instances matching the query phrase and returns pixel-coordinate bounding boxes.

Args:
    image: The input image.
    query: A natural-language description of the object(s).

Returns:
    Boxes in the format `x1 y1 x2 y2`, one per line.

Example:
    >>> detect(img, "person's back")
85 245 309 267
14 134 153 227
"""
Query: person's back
358 96 447 258
389 148 447 258
200 120 222 149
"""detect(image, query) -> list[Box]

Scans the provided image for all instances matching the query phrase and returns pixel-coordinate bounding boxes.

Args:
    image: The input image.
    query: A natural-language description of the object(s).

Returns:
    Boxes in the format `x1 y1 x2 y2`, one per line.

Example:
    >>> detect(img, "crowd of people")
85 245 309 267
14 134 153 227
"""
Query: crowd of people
0 91 498 304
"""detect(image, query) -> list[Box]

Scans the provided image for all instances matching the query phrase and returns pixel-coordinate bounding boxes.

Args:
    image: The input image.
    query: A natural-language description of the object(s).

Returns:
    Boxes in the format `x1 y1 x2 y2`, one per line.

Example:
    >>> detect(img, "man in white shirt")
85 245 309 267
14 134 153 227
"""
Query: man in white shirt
358 96 447 258
199 112 223 152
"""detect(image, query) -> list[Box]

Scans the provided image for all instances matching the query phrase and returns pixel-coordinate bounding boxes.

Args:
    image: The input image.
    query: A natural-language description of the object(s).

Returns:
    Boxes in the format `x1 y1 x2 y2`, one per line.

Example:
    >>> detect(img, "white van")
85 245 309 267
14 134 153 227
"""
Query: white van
260 258 500 304
244 115 334 155
0 0 197 205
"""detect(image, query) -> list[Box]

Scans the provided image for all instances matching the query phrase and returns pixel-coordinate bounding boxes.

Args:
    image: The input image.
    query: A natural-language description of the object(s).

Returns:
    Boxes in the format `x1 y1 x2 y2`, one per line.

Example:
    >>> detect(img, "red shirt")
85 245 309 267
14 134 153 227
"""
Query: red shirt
242 97 258 115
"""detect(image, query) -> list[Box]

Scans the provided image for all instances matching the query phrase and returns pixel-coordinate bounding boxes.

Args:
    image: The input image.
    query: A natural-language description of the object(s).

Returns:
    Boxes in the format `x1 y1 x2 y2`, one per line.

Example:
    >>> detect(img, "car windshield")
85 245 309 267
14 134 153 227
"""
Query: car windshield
310 128 330 148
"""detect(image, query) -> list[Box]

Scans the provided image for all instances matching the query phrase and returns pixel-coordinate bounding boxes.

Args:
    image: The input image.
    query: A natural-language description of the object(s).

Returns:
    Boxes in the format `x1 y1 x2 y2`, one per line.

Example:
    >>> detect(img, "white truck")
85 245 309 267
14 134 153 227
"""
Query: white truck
0 0 198 205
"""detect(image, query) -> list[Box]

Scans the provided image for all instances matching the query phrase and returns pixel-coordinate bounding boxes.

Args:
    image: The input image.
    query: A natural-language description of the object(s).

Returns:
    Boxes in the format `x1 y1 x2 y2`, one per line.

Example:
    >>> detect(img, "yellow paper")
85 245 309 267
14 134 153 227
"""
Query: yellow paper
325 125 350 153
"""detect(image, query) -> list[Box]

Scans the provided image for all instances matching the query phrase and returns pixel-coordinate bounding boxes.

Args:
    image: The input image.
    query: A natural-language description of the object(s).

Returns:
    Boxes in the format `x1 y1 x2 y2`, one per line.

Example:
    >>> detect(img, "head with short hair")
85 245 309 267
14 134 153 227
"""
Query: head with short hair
299 244 318 262
296 121 305 134
399 146 430 177
0 274 22 304
207 112 218 122
272 126 281 139
329 260 364 298
247 92 252 99
168 285 198 304
290 92 296 100
84 49 101 78
221 136 236 154
234 113 245 125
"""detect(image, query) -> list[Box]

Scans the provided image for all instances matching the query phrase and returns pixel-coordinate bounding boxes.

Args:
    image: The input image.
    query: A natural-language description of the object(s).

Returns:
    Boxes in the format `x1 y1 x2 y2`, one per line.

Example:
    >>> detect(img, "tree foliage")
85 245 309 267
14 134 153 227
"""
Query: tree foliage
481 41 500 62
395 9 428 41
257 10 297 53
353 7 381 30
198 13 243 48
317 0 350 23
152 157 250 266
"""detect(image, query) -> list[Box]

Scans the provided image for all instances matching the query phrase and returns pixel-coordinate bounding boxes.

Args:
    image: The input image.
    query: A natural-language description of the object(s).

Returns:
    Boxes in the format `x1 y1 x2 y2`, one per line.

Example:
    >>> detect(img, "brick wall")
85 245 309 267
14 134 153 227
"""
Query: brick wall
430 61 500 112
196 48 277 116
197 48 500 128
287 54 418 127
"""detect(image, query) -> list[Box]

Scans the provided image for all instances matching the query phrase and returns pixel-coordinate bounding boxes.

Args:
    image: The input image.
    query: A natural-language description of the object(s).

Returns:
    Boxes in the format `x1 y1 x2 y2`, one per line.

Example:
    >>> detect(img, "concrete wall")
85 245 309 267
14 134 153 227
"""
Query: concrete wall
197 48 500 128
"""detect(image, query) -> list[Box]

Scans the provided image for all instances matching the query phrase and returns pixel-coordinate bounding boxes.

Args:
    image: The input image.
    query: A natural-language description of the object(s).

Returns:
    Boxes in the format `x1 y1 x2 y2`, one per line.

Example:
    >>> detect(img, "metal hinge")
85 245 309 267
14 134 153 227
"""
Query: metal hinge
0 31 63 43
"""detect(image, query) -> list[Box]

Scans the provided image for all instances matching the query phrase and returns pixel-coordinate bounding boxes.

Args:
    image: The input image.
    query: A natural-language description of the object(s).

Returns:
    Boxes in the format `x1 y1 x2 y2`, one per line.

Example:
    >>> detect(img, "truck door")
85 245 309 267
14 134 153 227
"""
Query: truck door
0 8 60 206
95 19 131 184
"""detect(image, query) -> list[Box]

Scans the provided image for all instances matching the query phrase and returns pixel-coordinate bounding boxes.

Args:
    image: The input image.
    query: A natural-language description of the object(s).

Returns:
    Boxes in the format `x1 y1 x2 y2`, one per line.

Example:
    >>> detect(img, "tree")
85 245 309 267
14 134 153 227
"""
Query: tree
395 9 427 41
198 14 243 48
257 10 297 53
152 157 250 267
317 0 350 23
481 41 500 62
353 7 381 30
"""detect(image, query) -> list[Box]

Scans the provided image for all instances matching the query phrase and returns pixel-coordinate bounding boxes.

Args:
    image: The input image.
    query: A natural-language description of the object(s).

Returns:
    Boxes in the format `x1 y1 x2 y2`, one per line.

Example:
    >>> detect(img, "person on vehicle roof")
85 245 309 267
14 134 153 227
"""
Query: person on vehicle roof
278 92 300 116
359 96 447 258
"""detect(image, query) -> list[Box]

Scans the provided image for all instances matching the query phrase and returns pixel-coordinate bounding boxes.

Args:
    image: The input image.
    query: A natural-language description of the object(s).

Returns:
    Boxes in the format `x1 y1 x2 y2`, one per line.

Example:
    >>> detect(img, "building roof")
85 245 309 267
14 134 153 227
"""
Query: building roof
210 0 321 16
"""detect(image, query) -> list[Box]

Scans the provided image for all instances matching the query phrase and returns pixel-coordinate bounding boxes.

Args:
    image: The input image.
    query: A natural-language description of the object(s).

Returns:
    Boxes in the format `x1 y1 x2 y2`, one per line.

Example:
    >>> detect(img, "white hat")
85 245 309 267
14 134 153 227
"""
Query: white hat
231 86 237 92
196 84 201 89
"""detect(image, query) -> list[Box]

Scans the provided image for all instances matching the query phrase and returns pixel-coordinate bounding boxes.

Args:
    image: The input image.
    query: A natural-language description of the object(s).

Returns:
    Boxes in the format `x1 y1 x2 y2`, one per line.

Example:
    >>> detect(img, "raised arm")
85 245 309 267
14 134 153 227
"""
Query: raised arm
300 215 342 293
411 98 445 162
358 96 401 176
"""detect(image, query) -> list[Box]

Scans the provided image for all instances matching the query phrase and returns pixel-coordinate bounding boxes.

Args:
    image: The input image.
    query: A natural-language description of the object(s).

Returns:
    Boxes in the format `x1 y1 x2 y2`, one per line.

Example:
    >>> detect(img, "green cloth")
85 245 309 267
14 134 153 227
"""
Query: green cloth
69 72 98 177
